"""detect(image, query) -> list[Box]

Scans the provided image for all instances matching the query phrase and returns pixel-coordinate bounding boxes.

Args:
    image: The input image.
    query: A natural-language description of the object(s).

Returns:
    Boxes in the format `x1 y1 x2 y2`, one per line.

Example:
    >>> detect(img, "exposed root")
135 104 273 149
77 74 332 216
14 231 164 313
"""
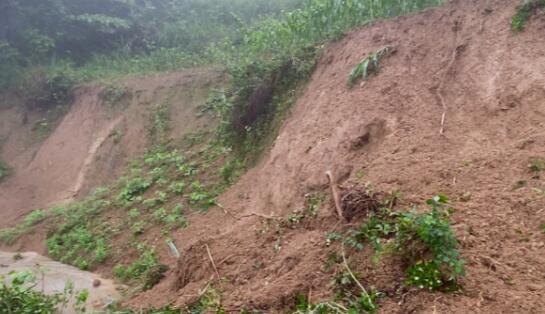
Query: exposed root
437 20 462 135
340 185 382 221
205 244 221 285
326 170 346 222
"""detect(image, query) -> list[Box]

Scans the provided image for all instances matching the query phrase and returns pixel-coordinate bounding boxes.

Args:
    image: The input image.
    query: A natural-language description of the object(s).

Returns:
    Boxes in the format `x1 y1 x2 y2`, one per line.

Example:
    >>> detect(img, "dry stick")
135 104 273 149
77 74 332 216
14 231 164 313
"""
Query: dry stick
341 240 369 297
216 202 280 220
437 27 459 135
205 244 221 284
326 171 346 222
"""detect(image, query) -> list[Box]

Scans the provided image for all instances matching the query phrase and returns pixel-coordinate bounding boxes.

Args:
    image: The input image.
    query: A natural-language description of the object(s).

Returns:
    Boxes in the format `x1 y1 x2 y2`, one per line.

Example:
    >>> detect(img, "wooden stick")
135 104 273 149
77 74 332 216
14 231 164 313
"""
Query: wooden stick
341 240 368 296
326 170 346 221
205 244 221 284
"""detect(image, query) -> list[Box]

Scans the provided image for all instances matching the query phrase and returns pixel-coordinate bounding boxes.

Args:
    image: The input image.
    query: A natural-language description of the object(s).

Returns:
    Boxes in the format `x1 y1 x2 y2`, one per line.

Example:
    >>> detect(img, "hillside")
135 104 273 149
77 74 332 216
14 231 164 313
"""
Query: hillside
129 0 545 312
1 0 545 313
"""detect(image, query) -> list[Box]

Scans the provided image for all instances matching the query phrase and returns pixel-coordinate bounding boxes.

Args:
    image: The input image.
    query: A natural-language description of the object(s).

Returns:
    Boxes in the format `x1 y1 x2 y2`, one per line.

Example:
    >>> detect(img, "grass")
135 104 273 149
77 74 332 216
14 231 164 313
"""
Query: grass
512 0 545 32
113 245 167 290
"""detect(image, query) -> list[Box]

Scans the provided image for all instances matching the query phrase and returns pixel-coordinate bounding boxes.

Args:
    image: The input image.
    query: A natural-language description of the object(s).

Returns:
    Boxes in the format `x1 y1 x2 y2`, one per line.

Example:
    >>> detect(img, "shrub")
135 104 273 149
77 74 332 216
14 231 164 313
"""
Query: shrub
396 195 464 287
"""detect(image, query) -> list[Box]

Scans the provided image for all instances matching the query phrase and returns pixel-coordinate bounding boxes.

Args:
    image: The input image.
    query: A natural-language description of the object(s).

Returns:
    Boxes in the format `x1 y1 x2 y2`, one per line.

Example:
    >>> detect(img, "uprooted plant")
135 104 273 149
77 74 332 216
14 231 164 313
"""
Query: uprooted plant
347 46 396 88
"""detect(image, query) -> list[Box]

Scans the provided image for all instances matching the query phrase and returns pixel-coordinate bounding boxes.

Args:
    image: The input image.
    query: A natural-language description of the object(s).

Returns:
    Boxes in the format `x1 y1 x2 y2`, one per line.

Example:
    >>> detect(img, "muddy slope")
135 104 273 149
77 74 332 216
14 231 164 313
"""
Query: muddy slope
0 68 223 228
132 0 545 312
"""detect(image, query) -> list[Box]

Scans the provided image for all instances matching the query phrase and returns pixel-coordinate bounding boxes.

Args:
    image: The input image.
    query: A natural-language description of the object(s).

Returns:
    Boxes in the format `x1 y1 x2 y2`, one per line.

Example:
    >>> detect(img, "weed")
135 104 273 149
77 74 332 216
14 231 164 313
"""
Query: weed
148 103 171 141
348 46 395 88
0 160 10 180
513 180 527 190
0 271 88 313
512 0 545 32
118 176 152 203
528 158 545 172
131 221 146 235
102 84 128 107
113 245 167 290
187 288 225 313
396 195 465 285
169 181 186 195
325 232 342 246
128 208 141 219
405 260 443 291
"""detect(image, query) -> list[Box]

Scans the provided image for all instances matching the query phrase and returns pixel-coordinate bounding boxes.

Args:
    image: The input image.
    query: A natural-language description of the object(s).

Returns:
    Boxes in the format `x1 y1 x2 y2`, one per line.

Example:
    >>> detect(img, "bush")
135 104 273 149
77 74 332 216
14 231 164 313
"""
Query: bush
0 271 88 313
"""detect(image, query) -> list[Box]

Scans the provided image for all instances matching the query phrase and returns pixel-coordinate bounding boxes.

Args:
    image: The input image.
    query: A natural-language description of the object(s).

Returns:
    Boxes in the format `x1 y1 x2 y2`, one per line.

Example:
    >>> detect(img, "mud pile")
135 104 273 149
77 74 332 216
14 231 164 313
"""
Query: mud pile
131 0 545 312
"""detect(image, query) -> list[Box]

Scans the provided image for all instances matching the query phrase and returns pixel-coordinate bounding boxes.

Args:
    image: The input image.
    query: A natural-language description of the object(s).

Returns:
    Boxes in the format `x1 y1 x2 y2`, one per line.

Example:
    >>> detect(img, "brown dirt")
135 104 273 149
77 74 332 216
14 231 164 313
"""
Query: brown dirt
0 68 225 228
127 0 545 312
3 0 545 313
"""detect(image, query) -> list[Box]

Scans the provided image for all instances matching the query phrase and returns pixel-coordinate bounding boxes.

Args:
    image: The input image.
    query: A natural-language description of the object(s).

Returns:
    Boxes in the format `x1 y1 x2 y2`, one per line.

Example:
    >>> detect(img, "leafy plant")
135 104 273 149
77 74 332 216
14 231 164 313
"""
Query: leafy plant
405 260 443 291
114 245 168 290
0 271 88 313
118 177 152 203
348 46 395 88
396 195 465 286
512 0 545 32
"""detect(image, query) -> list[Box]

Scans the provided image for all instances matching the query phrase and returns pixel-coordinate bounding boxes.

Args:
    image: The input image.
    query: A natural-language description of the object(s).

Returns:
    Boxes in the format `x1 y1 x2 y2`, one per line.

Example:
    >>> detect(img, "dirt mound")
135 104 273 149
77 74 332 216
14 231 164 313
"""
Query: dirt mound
129 0 545 312
0 68 224 228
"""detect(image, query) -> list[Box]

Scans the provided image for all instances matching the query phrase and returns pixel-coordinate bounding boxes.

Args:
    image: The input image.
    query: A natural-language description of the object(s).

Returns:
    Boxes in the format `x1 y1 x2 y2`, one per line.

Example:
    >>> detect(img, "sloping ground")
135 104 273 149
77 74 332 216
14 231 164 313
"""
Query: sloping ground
0 68 224 229
129 0 545 312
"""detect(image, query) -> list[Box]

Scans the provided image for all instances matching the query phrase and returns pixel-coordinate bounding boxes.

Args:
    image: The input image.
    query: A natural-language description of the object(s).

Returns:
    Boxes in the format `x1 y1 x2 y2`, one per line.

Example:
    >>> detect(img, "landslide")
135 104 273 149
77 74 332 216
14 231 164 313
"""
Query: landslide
128 0 545 313
0 68 224 230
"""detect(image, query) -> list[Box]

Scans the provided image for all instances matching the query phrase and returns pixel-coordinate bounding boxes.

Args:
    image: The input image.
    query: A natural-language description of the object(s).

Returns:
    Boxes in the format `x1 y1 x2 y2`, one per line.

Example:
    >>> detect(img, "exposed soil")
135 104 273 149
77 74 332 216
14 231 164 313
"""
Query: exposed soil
0 68 224 229
129 0 545 312
3 0 545 313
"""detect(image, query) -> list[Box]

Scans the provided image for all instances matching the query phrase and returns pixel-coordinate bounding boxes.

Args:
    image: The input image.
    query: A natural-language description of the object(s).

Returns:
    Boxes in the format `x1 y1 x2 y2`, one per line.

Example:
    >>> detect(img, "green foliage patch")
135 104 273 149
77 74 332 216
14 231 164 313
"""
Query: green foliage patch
512 0 545 32
348 46 395 88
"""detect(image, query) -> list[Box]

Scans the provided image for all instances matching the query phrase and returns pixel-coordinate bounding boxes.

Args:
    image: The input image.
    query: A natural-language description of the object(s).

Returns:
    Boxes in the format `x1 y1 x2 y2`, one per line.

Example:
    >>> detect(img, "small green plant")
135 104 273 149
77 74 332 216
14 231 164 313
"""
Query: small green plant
405 260 443 291
131 221 146 235
0 271 87 313
0 160 10 180
511 0 545 32
396 195 465 287
118 176 152 203
102 84 128 106
528 158 545 172
513 180 528 190
114 245 167 290
149 103 171 141
169 181 186 195
348 46 395 88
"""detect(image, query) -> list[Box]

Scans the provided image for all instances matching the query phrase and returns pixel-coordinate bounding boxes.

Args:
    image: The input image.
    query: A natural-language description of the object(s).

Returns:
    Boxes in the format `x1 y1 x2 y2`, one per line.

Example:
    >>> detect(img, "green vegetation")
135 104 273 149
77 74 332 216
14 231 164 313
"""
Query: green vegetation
511 0 545 32
0 160 9 180
348 46 395 88
0 271 88 313
0 0 304 89
114 245 167 290
0 209 46 245
528 157 545 172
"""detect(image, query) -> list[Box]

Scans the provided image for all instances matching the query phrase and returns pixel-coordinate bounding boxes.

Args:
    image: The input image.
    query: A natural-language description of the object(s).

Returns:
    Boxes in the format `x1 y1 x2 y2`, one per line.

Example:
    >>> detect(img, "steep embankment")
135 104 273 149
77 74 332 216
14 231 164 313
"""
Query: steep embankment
0 68 224 229
129 0 545 312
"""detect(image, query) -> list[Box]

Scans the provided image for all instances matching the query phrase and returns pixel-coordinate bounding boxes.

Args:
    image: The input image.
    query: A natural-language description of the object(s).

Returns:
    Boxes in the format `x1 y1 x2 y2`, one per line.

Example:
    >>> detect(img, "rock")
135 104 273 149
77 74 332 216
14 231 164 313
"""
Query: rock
527 284 541 292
